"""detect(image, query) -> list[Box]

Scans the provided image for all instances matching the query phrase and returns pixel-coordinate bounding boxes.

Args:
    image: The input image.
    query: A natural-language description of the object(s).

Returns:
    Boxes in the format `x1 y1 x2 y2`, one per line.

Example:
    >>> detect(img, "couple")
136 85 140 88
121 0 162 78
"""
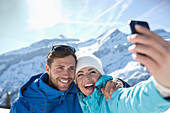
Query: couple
9 38 128 112
10 25 170 113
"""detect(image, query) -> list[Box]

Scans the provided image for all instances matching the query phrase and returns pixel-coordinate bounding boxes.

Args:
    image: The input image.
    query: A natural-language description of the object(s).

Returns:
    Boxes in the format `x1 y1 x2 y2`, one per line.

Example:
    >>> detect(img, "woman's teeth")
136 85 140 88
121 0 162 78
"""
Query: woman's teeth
85 83 93 88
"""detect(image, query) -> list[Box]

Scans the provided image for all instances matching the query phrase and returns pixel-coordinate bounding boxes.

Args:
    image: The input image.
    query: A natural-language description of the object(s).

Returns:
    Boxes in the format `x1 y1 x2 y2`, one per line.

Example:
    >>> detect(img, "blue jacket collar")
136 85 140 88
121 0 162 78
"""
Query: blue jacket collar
19 73 42 98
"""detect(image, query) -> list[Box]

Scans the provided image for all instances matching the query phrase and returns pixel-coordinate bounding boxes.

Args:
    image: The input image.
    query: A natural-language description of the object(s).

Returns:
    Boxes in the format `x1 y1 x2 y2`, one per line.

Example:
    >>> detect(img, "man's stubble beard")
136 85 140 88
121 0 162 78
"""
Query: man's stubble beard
49 72 74 91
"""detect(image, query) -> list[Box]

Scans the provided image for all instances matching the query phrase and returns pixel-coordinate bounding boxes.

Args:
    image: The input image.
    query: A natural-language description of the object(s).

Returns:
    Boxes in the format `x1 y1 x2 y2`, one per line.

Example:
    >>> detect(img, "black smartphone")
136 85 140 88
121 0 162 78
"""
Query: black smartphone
128 20 150 34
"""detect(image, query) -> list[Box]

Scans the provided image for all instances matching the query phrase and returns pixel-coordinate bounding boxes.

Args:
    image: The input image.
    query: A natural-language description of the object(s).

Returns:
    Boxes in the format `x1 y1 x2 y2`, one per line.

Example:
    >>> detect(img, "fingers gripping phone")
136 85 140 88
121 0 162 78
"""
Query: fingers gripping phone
128 20 150 66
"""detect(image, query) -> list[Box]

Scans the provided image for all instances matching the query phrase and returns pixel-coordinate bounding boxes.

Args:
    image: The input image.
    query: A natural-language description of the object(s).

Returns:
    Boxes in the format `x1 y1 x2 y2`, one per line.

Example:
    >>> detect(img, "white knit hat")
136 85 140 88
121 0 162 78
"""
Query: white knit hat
76 54 104 77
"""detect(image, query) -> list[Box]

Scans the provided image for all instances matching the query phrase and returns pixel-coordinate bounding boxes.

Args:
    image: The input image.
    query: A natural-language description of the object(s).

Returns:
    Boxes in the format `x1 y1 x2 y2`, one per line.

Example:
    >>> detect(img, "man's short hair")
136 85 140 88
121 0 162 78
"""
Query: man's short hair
46 45 77 67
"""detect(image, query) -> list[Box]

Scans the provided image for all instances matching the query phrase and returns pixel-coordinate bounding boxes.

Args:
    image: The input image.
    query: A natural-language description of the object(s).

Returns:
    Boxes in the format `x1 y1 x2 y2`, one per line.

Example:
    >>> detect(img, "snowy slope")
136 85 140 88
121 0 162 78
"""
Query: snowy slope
0 28 170 108
0 108 10 113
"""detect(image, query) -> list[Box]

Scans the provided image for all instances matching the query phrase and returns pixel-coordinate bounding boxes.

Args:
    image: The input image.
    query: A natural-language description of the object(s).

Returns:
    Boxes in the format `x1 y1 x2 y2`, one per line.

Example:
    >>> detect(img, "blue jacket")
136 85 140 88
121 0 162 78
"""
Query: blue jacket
10 73 83 113
78 75 170 113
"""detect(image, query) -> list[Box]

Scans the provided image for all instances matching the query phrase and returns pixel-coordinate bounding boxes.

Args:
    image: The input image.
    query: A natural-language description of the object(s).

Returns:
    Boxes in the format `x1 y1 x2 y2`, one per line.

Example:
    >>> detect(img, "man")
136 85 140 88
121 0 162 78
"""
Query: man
10 45 82 113
10 45 128 113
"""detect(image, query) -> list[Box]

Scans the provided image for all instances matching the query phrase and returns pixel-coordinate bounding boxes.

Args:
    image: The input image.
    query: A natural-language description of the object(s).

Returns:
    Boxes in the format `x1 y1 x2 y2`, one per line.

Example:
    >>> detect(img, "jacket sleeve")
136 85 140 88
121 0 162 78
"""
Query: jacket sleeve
10 99 30 113
108 77 170 113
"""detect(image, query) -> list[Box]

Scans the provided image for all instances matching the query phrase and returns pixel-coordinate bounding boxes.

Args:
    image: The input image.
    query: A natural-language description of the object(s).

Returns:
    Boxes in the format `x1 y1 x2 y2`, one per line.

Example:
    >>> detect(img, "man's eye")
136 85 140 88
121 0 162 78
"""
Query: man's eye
70 67 75 71
77 74 83 77
57 67 63 70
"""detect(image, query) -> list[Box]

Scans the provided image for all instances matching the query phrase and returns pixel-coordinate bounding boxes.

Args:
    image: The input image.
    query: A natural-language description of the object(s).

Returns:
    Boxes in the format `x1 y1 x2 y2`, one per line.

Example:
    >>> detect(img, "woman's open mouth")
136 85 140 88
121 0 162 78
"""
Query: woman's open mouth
84 83 94 90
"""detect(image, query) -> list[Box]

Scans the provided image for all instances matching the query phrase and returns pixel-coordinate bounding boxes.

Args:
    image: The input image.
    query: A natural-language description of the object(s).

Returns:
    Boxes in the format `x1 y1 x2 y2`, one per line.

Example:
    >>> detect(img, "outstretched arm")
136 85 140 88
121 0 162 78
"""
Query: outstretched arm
127 25 170 96
109 78 170 113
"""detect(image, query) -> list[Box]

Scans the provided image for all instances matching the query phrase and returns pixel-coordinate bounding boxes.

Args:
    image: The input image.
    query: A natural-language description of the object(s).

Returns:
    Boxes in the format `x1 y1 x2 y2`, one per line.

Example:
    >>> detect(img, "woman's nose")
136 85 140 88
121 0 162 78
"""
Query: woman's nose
85 73 91 79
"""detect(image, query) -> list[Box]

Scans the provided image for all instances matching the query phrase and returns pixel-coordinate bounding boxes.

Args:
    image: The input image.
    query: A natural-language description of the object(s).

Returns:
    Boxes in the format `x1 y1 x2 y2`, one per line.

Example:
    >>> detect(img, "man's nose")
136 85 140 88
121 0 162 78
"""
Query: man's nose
63 69 70 76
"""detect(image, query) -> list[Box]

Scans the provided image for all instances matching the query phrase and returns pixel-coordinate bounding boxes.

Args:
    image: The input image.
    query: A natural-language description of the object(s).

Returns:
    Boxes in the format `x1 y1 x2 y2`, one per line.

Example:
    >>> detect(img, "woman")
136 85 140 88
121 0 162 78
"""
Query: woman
75 54 170 113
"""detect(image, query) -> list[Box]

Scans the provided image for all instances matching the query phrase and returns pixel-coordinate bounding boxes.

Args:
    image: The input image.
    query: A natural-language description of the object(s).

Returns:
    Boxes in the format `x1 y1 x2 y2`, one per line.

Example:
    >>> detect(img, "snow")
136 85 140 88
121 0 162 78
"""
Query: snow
0 108 10 113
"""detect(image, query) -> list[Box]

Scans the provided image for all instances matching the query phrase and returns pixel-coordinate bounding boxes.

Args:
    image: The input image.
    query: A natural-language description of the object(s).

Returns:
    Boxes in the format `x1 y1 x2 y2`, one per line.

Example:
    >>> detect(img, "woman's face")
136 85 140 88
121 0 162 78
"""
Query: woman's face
76 66 102 96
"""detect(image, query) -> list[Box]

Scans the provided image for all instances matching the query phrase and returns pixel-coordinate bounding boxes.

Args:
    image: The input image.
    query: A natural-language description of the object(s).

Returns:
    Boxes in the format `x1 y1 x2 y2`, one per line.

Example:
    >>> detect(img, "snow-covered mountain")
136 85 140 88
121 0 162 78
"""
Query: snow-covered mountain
0 28 170 107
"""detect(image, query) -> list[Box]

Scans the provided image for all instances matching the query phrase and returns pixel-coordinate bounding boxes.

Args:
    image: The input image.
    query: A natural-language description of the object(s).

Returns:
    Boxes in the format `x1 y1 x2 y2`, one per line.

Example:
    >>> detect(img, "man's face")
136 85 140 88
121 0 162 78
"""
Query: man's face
46 55 76 91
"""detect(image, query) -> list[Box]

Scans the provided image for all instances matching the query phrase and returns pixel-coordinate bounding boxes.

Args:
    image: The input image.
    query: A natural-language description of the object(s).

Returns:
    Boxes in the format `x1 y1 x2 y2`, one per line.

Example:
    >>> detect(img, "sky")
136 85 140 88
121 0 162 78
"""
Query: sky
0 0 170 55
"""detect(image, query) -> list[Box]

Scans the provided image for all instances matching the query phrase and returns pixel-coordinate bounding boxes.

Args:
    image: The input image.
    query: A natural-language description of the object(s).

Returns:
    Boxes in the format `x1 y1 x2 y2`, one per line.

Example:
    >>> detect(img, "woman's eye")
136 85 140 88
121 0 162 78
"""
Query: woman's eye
77 74 83 77
90 71 96 74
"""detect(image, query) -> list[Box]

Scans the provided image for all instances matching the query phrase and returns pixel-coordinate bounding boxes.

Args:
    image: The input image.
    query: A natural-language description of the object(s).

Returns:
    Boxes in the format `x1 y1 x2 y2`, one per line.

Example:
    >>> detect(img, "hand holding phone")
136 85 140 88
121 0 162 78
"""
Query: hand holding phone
128 20 150 66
